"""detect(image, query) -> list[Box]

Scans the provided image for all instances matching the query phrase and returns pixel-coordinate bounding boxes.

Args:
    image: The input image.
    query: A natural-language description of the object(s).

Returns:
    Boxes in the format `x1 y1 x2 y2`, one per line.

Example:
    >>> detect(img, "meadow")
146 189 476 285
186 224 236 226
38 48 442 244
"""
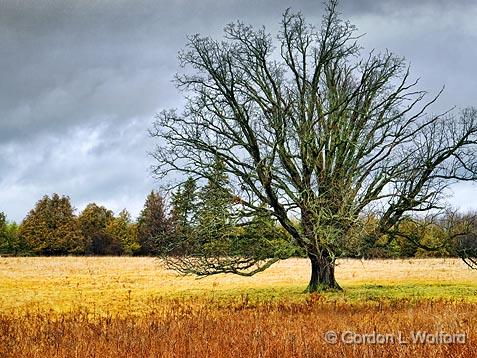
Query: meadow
0 257 476 357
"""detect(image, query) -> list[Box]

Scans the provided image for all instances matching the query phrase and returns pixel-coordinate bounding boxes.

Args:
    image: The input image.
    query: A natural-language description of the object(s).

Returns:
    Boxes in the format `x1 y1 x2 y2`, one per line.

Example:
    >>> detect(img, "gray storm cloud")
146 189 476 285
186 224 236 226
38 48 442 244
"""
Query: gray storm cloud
1 0 476 222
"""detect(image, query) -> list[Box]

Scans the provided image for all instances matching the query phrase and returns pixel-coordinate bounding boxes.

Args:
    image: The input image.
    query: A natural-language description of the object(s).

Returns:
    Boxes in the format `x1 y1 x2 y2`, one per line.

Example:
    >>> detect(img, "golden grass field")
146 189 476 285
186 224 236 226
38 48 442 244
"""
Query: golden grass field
0 257 476 357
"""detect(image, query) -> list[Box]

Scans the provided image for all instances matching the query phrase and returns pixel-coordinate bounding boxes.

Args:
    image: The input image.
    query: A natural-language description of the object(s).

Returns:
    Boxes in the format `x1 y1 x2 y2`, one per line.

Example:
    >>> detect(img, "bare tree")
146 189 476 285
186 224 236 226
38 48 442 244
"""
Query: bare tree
151 0 477 291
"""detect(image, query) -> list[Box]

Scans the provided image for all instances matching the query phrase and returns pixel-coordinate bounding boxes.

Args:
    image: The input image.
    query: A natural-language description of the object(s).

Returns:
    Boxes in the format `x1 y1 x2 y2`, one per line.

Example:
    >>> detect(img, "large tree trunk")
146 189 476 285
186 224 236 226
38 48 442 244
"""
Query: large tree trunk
305 252 341 292
300 207 342 292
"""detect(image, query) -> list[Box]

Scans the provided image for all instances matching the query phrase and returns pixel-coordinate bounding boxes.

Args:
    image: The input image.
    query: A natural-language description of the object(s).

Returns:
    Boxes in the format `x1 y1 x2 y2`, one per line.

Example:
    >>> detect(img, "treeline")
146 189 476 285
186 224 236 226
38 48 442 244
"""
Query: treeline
0 159 294 257
0 159 475 258
0 190 189 256
0 194 144 256
0 195 474 259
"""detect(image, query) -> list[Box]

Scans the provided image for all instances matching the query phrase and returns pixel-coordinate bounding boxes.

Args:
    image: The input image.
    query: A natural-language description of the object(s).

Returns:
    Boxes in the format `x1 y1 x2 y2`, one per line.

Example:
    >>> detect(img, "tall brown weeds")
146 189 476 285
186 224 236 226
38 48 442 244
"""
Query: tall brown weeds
0 298 474 357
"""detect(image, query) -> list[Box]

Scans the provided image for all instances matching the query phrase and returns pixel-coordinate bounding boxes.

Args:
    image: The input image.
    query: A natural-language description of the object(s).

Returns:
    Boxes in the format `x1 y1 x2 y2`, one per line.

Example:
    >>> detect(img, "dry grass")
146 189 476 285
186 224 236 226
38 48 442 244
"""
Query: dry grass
0 257 476 357
1 257 476 314
1 298 475 357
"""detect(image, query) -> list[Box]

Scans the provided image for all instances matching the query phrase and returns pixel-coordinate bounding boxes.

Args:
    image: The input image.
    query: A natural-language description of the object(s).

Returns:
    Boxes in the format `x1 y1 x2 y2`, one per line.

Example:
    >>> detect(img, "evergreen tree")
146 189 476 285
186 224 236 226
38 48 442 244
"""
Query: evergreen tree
169 177 198 255
20 194 86 255
171 177 197 230
196 158 232 250
78 203 122 255
137 191 171 255
240 205 297 259
106 209 140 255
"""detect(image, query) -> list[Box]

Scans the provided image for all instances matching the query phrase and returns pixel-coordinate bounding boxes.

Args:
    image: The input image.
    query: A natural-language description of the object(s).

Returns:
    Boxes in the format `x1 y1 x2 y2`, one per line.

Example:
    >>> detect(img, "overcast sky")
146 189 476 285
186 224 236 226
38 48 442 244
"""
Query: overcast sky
1 0 477 222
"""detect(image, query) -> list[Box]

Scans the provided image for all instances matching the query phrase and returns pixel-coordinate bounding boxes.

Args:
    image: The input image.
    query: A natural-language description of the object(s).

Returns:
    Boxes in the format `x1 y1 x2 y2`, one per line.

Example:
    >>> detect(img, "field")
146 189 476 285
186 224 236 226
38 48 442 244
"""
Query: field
0 257 476 357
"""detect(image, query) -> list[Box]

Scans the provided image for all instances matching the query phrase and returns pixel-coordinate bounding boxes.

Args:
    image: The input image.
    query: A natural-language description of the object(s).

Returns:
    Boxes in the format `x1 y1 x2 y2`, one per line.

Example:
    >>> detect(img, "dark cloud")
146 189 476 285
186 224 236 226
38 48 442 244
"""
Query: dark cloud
340 0 474 15
1 0 476 221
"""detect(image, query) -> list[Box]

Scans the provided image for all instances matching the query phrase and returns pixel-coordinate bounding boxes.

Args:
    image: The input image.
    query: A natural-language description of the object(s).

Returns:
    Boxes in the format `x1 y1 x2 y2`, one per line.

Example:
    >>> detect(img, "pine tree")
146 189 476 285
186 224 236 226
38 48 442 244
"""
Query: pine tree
168 177 198 255
137 191 171 255
171 177 197 230
196 158 232 251
20 194 86 255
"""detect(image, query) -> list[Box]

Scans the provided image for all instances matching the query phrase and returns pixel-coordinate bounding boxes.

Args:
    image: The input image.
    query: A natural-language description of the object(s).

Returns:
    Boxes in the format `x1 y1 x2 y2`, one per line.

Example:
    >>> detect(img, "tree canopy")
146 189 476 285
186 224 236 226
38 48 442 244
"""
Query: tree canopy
137 191 171 255
151 0 477 291
78 203 116 255
20 194 86 255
